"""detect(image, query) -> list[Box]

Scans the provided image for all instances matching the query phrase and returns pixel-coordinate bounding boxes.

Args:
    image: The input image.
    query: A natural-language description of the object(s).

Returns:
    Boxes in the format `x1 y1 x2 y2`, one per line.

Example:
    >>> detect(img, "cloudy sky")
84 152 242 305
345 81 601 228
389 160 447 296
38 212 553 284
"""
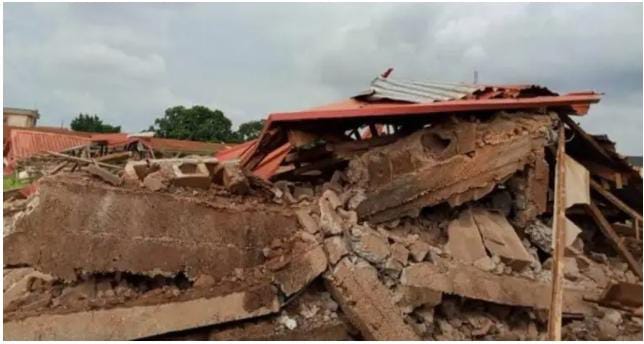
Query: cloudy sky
3 2 642 154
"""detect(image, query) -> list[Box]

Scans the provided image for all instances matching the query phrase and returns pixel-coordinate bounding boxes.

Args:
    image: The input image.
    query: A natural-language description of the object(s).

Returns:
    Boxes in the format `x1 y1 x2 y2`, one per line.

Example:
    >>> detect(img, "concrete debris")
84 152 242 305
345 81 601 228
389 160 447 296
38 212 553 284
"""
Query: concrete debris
349 113 553 223
445 208 491 265
4 91 642 341
350 227 391 264
401 262 597 315
323 258 420 340
324 236 349 265
471 208 535 270
4 285 281 340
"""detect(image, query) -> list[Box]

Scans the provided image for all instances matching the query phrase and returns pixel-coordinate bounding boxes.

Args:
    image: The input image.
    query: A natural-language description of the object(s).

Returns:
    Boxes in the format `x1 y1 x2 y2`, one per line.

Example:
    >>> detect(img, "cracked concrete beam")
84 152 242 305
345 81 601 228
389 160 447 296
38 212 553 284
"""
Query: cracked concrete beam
3 176 301 281
324 258 420 340
401 262 597 316
3 285 280 340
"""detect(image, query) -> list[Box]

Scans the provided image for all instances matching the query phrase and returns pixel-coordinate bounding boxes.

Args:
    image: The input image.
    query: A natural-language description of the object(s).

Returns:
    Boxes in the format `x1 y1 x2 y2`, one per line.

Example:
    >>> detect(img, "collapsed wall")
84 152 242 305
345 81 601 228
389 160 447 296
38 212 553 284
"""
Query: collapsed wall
4 106 642 340
4 175 301 281
348 112 552 223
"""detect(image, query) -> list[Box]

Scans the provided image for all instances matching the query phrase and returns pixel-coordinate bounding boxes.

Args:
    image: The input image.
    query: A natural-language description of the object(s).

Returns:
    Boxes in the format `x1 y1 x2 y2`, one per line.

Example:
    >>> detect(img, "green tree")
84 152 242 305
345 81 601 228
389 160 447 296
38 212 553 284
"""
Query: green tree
70 114 121 133
150 105 235 142
235 120 265 142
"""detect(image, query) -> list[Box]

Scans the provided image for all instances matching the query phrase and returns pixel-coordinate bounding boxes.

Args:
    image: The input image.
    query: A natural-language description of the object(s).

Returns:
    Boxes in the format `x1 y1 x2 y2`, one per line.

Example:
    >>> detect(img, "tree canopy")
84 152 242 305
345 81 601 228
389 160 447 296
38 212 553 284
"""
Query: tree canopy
235 120 265 142
149 105 265 143
70 114 121 133
151 105 235 142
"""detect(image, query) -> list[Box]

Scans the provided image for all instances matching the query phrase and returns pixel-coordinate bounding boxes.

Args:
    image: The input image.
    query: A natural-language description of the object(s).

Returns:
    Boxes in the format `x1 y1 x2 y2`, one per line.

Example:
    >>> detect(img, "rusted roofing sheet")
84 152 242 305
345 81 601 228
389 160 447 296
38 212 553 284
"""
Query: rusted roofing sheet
90 133 130 147
216 139 256 161
242 76 602 179
355 76 484 103
268 92 601 124
7 129 93 162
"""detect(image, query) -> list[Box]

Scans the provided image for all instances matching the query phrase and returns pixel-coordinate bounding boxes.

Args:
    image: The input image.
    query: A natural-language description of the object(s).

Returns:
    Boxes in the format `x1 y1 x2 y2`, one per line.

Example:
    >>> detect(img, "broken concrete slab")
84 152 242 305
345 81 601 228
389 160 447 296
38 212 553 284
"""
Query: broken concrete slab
401 262 597 315
324 258 420 340
4 176 303 281
274 245 328 296
85 164 122 186
471 208 535 270
391 242 410 266
597 282 642 309
350 113 552 223
408 240 432 263
565 154 591 208
445 208 491 265
395 285 442 310
4 285 280 340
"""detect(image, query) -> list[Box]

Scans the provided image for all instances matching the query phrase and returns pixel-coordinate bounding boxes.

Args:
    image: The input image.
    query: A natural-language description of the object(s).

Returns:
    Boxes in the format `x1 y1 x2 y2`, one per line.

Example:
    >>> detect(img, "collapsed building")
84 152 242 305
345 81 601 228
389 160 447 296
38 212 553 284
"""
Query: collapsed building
3 73 642 340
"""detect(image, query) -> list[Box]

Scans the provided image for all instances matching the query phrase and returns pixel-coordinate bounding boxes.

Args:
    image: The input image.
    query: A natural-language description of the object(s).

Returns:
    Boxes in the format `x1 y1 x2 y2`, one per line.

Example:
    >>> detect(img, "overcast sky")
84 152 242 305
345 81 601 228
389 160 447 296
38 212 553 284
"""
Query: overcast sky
3 2 642 154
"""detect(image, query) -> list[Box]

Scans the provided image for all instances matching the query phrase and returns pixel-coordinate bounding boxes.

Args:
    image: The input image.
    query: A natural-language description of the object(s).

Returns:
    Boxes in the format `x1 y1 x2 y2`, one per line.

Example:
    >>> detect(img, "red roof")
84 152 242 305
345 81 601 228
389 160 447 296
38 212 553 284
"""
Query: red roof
241 86 602 179
6 129 93 162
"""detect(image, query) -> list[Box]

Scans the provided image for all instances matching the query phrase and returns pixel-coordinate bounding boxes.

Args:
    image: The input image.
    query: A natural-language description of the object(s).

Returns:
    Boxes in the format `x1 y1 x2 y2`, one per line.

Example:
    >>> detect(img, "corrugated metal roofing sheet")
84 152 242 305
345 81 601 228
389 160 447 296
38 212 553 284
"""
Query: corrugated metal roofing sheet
8 129 93 161
356 76 484 103
241 74 602 179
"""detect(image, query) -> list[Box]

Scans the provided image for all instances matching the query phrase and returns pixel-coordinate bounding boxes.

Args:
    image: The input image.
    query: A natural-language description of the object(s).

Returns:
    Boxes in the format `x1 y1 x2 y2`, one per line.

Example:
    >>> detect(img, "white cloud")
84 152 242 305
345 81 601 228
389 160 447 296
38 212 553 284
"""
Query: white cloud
3 2 642 154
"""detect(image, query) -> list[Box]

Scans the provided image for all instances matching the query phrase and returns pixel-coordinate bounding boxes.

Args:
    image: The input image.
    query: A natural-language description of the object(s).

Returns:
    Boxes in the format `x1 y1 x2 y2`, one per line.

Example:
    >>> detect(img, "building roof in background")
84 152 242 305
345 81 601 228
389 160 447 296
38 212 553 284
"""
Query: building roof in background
5 129 92 162
135 137 228 155
3 107 40 119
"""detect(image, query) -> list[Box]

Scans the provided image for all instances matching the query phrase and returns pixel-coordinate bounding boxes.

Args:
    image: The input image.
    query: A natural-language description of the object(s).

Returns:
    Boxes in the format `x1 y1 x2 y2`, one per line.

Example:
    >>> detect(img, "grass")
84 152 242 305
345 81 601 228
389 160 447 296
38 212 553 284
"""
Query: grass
3 175 29 191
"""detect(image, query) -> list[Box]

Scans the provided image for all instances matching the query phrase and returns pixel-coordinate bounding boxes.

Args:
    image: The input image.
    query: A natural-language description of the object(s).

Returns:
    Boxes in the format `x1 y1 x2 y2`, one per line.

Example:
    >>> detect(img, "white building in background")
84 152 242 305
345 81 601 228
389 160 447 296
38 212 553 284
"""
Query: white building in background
3 107 39 127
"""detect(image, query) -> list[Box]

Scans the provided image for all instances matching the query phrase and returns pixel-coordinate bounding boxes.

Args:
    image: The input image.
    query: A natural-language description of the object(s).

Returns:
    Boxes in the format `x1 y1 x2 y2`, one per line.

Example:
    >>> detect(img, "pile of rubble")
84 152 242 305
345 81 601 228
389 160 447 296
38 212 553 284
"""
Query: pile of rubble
3 75 642 340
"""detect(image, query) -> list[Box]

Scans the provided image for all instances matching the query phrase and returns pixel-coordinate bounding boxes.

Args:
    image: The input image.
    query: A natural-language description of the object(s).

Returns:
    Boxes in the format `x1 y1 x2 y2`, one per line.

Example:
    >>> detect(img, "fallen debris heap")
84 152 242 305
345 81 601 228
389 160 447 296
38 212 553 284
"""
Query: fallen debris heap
3 73 642 340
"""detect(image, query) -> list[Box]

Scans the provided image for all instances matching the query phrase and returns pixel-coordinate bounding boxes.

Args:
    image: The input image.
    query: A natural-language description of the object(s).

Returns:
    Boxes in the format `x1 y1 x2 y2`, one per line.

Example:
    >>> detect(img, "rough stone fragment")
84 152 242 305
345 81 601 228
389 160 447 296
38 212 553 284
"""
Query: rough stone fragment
274 245 328 296
396 285 442 310
292 185 314 201
391 243 410 266
142 171 168 191
321 189 343 210
525 220 552 253
445 208 491 265
351 231 390 264
401 262 596 315
4 269 54 308
471 208 535 270
323 258 420 340
220 163 250 195
408 240 431 262
319 196 345 236
324 236 349 265
295 209 319 234
4 285 280 340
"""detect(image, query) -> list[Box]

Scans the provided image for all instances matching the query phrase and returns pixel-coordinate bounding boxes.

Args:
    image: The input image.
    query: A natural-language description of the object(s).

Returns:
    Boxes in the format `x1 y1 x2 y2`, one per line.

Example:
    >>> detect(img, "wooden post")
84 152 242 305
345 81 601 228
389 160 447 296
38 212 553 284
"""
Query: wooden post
589 178 643 222
586 203 643 280
548 124 567 340
635 219 640 241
